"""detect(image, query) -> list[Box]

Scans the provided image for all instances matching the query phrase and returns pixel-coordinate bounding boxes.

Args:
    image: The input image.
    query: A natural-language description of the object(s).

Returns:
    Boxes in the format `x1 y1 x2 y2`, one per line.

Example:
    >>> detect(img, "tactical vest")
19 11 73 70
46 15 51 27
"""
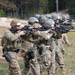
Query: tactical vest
2 29 22 50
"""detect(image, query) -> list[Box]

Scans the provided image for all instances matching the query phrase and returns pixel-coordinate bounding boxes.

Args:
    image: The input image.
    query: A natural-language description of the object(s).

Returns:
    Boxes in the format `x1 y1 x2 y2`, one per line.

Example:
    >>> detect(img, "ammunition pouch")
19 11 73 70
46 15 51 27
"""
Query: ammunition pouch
2 48 19 62
26 49 35 60
3 52 12 62
37 46 43 55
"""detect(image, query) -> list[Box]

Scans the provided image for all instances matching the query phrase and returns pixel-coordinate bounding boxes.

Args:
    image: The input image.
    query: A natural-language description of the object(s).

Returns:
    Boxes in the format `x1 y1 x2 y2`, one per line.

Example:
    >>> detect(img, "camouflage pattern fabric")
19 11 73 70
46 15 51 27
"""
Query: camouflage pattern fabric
2 28 22 75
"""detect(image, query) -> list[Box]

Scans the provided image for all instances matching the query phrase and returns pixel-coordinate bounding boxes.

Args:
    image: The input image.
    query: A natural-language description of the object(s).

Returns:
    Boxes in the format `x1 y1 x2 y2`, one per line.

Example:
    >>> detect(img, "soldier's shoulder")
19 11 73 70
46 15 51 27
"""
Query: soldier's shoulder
4 28 10 33
3 28 11 36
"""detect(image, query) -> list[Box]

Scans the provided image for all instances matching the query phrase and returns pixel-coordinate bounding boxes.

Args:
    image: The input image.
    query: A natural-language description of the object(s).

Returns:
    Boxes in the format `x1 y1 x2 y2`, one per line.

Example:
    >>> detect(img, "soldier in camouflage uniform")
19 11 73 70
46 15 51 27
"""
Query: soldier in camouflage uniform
37 19 56 75
60 15 71 54
35 15 56 75
1 19 25 75
52 14 66 74
21 17 41 75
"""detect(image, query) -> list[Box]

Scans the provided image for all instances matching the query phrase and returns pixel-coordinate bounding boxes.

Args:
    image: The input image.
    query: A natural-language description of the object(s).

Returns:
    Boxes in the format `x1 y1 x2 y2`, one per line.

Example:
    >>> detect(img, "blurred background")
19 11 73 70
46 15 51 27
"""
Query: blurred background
0 0 75 19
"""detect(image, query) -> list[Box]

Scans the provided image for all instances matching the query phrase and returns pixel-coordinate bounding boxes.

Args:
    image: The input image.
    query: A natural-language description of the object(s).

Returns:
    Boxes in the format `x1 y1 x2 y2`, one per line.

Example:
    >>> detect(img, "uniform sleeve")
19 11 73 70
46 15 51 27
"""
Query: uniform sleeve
4 29 20 41
33 30 51 40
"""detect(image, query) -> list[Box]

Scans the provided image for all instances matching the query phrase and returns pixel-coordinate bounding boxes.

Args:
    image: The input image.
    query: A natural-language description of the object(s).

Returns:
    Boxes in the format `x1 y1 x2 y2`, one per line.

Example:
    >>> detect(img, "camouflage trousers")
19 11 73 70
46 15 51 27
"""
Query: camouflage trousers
38 40 56 75
8 52 21 75
48 37 56 75
60 41 65 54
21 46 40 75
55 39 65 68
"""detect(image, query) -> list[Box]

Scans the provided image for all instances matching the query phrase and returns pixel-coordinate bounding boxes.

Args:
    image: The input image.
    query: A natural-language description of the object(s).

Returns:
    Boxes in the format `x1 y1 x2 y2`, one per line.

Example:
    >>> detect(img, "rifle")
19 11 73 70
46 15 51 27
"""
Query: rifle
20 25 50 32
20 26 51 38
52 25 71 39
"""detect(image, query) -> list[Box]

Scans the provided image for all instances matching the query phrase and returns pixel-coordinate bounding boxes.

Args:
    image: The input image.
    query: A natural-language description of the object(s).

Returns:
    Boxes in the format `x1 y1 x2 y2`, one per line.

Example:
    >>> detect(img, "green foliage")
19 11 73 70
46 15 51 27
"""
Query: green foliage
1 0 75 19
69 9 75 15
48 0 56 12
0 9 5 17
0 61 8 75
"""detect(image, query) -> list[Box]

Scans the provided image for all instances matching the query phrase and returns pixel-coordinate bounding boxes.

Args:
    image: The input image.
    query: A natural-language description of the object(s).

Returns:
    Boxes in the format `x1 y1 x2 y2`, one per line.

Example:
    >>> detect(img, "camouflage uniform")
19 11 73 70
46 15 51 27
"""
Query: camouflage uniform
54 24 66 72
36 19 56 75
34 31 56 75
38 36 56 75
2 28 22 75
51 13 66 74
21 30 40 75
62 33 71 45
55 38 65 68
60 33 71 54
48 37 56 75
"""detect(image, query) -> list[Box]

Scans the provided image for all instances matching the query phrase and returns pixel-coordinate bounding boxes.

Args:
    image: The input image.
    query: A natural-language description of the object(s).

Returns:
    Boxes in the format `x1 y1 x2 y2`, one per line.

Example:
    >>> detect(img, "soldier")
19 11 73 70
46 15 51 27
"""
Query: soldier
61 14 71 24
39 15 47 25
21 17 41 75
1 19 25 75
35 15 56 75
37 15 47 58
38 19 56 75
52 13 67 74
60 14 72 54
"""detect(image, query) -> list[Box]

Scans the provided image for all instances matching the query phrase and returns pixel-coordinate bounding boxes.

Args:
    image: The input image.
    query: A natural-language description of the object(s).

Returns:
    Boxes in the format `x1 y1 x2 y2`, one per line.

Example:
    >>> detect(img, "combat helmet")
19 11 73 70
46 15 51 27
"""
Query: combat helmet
45 14 52 19
10 19 21 27
39 15 47 24
28 17 39 25
45 19 55 28
52 13 62 20
34 14 40 20
62 14 70 20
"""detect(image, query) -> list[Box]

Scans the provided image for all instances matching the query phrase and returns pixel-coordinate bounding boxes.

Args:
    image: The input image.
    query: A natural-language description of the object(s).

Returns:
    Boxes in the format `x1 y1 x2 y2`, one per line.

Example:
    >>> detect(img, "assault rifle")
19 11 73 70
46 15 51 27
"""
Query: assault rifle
20 25 50 32
52 25 72 39
20 25 50 39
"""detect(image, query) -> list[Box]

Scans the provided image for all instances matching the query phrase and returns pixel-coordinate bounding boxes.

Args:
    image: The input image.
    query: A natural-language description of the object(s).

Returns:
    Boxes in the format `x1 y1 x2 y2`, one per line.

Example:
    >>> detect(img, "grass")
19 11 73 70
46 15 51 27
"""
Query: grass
55 32 75 75
0 60 8 75
0 27 75 75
